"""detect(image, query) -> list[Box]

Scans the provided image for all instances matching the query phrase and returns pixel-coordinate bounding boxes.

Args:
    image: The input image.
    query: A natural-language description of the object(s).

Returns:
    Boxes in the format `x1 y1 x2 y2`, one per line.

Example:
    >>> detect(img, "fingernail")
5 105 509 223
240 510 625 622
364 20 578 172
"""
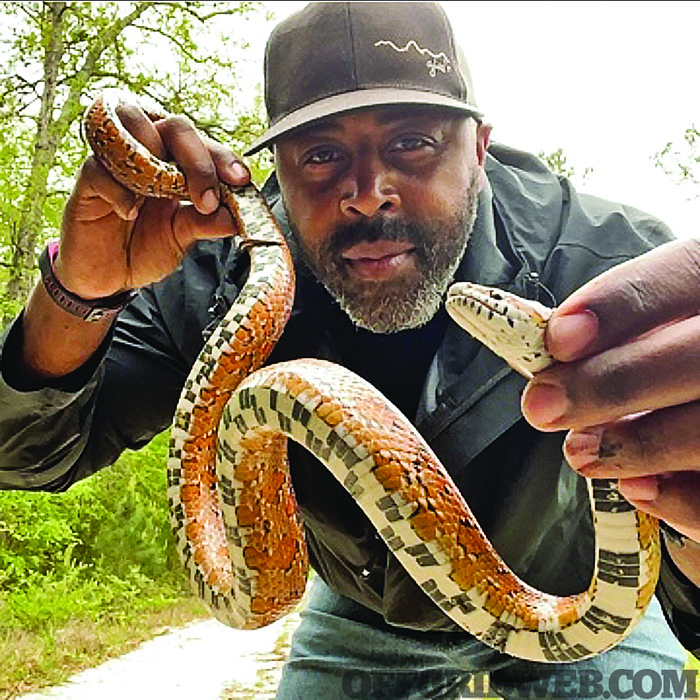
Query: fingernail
547 311 598 361
231 162 249 180
201 188 219 214
521 381 569 429
564 428 603 470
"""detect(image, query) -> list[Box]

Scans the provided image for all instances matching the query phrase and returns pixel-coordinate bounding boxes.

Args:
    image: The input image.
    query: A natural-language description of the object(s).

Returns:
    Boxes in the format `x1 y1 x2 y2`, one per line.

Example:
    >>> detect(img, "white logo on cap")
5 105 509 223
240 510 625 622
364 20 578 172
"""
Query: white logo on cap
374 39 451 77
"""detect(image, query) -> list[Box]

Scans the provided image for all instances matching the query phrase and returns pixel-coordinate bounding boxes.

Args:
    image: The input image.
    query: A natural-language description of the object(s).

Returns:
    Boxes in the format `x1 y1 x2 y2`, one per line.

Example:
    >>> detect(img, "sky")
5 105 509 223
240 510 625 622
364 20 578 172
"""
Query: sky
257 1 699 238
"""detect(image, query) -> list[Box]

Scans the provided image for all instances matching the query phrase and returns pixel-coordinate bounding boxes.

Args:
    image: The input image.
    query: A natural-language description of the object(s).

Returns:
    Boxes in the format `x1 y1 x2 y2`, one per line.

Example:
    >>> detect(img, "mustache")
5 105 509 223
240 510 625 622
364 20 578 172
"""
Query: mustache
327 217 424 257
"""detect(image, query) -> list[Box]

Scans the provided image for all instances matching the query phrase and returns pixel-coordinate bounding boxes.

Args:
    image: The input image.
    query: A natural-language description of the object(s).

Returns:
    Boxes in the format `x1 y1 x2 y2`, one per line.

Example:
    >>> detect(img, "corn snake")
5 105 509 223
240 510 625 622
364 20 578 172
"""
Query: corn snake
82 91 660 662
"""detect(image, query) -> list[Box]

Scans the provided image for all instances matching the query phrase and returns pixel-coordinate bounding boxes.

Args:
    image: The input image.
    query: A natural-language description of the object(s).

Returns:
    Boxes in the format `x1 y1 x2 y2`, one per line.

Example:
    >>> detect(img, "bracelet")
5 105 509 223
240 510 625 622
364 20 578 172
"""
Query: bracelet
39 241 137 322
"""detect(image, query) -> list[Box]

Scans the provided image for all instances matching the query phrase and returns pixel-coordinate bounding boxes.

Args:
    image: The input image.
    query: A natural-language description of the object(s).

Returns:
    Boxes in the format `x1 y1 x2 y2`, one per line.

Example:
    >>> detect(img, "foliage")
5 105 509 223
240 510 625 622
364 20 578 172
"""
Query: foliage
0 120 36 321
537 147 592 184
0 431 191 631
0 1 273 319
0 4 279 690
654 125 700 196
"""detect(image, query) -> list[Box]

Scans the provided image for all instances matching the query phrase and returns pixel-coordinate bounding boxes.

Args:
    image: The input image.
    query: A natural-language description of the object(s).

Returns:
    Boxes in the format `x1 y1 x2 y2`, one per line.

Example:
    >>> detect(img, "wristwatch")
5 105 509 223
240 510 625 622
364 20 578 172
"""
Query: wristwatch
39 241 137 322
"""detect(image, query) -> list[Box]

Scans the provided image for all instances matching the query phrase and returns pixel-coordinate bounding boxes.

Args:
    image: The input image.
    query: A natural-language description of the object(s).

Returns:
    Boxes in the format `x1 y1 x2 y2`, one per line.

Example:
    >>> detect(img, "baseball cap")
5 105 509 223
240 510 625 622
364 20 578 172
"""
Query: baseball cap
244 1 483 155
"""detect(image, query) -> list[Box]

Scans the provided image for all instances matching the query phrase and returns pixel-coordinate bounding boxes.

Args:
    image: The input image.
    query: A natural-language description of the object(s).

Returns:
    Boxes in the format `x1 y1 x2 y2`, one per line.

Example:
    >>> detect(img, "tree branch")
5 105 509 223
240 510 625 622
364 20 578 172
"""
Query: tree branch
17 3 41 23
168 1 260 24
50 2 158 138
129 22 207 64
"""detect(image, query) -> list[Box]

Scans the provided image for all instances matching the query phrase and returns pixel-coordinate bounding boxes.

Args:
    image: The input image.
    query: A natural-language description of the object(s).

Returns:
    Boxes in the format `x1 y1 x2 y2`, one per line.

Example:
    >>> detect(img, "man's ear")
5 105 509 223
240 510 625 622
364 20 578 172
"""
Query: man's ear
476 122 492 166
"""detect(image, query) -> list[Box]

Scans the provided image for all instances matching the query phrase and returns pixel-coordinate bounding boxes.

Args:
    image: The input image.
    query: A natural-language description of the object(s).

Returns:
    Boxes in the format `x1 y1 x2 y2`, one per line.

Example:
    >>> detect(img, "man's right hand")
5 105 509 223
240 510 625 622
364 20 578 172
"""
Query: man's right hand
56 101 250 298
17 100 251 381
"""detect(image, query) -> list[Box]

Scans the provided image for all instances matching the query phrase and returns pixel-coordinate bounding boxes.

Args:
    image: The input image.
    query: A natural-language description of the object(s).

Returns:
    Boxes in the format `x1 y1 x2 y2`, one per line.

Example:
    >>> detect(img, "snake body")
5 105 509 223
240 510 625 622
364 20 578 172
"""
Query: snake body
84 92 660 662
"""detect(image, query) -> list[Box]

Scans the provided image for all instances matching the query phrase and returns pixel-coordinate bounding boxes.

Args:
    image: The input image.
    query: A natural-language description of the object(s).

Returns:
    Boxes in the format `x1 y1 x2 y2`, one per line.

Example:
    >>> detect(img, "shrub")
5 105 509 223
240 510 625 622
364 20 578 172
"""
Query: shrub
0 431 192 630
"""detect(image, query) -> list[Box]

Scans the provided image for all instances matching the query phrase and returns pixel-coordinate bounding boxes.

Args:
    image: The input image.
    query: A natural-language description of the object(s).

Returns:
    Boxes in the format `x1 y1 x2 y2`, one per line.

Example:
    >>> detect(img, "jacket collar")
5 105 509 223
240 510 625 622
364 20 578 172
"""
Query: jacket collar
415 172 526 448
415 146 564 452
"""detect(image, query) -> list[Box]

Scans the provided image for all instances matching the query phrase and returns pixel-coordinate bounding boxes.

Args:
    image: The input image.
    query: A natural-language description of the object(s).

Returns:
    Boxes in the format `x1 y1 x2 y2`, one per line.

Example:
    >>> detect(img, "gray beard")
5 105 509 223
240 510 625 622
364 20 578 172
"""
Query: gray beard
287 178 480 333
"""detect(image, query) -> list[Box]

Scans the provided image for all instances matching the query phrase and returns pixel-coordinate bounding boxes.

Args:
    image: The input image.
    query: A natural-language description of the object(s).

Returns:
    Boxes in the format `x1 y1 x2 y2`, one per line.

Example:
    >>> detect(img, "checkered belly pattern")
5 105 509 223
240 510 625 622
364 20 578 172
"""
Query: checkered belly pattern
85 93 660 662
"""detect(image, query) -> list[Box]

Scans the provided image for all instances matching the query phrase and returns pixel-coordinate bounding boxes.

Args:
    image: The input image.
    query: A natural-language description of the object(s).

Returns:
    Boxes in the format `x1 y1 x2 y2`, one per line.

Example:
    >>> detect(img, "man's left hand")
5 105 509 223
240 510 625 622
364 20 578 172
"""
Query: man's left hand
521 239 700 554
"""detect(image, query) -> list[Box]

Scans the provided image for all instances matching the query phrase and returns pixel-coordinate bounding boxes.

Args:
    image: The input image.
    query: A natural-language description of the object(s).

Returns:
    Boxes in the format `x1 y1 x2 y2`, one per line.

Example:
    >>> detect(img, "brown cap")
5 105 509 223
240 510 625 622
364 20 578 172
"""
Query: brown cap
244 2 482 155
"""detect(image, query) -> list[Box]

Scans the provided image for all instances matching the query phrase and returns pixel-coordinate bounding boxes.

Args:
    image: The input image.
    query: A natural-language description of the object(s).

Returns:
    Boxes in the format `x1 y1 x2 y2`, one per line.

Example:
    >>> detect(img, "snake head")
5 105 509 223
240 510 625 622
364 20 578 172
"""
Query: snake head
446 282 556 378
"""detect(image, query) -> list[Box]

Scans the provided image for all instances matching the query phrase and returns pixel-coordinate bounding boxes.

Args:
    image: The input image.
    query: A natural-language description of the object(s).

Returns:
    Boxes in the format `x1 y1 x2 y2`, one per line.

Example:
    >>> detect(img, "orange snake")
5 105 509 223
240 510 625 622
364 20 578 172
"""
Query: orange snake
83 91 660 662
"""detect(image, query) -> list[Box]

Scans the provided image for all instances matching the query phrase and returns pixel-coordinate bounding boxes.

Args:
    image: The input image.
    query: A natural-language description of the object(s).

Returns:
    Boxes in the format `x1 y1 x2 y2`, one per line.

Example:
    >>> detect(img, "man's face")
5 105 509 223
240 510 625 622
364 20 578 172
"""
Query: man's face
274 107 491 332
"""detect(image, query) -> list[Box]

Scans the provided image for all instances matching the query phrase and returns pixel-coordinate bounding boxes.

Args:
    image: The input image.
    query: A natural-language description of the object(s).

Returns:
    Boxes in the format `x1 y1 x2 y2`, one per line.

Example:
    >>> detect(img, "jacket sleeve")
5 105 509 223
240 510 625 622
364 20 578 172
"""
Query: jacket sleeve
0 238 240 493
0 287 190 492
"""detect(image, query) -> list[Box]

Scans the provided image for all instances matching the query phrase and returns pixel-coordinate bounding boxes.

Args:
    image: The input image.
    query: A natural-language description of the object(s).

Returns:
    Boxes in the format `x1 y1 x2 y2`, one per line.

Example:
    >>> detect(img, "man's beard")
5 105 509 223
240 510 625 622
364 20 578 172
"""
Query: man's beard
287 178 480 333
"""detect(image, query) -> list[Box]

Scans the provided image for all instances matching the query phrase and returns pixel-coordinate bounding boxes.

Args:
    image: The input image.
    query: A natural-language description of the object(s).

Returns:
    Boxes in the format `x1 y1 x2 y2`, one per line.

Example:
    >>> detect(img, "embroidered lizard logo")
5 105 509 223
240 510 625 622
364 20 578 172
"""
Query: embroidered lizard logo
374 39 452 77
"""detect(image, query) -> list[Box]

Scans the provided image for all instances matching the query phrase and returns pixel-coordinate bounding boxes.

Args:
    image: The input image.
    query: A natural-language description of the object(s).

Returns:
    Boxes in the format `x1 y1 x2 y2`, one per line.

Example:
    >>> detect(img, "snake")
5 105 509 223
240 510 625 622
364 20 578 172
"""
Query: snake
83 91 660 663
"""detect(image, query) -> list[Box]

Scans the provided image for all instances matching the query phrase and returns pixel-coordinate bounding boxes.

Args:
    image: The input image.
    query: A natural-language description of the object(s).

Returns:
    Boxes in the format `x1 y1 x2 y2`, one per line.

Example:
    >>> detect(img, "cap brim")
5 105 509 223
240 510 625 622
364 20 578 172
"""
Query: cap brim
243 87 483 155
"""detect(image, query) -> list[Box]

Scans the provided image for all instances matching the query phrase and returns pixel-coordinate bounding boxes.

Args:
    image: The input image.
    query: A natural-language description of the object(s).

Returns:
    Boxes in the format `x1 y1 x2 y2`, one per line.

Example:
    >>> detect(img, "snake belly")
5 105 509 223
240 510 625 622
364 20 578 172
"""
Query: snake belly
84 92 659 661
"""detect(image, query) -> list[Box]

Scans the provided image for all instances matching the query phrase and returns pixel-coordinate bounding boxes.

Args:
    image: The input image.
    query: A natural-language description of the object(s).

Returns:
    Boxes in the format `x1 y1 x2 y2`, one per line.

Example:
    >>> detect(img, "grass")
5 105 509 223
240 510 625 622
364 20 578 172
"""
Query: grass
0 598 208 699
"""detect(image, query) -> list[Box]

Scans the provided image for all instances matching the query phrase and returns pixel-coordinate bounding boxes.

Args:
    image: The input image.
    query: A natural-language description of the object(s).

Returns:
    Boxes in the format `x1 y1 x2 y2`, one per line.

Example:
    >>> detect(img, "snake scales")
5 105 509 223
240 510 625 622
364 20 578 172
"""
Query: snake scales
83 91 660 663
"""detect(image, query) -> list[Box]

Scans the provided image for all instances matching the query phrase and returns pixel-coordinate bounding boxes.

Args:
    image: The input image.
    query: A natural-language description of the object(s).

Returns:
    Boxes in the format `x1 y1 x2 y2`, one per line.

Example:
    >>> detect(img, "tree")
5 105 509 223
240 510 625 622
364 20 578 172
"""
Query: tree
537 147 593 184
0 1 272 321
654 126 700 193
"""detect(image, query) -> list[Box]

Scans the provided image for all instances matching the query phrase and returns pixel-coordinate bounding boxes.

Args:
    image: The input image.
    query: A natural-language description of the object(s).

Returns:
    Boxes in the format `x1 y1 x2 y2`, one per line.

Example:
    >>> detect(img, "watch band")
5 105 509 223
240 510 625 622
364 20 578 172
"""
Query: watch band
39 241 137 322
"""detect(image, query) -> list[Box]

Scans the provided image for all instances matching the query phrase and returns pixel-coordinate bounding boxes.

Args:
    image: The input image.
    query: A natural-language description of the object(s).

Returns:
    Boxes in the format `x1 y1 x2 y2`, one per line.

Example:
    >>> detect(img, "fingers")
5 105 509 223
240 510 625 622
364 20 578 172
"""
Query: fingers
172 202 237 248
619 472 700 542
564 402 700 478
546 238 700 362
156 116 219 213
524 313 700 430
562 401 700 541
202 135 250 186
107 99 251 216
155 117 250 215
59 98 250 298
562 407 700 543
116 102 168 160
92 97 251 218
519 238 700 549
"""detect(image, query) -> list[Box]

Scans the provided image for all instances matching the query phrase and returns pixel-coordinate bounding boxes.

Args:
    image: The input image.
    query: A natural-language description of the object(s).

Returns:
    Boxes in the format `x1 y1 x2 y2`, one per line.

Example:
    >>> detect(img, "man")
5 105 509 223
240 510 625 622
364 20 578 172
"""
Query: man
2 2 700 698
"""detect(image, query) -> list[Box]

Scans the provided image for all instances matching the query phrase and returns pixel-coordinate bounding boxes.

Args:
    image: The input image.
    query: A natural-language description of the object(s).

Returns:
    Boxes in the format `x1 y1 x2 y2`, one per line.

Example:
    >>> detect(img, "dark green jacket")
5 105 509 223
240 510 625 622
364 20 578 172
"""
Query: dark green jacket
1 144 697 651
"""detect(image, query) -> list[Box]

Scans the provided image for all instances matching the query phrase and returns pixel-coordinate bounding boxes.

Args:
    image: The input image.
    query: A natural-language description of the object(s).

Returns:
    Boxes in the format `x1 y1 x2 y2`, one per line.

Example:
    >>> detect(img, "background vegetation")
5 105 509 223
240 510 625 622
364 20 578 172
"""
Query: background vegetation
0 0 274 323
655 125 700 195
0 433 211 697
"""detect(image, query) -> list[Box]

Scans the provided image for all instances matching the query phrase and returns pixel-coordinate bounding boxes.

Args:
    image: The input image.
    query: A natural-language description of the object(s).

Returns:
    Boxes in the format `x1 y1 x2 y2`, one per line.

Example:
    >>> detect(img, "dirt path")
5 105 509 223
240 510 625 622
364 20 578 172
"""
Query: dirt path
18 610 301 700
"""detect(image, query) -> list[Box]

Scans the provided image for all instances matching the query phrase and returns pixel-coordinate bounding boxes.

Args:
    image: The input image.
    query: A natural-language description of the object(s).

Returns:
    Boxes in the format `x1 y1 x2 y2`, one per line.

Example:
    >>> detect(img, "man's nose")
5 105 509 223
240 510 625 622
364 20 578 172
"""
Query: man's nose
339 156 400 219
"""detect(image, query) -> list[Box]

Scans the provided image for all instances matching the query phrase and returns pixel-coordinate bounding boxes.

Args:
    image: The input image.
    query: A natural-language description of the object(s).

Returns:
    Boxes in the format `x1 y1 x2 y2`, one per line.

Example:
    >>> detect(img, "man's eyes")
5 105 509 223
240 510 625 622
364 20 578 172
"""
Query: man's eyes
304 148 344 165
388 135 436 153
300 133 439 169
